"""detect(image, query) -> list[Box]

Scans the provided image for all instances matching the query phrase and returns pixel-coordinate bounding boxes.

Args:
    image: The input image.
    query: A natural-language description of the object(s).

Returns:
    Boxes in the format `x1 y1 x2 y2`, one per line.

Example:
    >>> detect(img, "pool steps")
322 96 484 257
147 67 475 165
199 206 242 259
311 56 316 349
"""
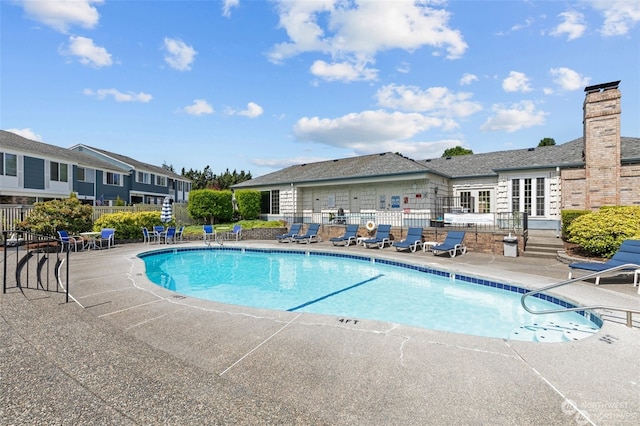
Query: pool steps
509 321 599 342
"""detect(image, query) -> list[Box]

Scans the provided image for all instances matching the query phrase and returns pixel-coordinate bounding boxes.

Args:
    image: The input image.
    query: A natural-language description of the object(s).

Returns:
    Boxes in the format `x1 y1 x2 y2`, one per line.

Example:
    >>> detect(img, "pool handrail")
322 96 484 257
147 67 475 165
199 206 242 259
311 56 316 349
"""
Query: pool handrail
521 263 640 328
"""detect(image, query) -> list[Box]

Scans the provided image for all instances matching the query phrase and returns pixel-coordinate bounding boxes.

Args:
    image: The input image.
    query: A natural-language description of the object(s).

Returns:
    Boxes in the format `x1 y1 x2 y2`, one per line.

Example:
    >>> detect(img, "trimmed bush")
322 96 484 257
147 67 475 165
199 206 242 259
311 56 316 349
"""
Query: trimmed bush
561 209 590 239
235 189 261 220
566 206 640 257
93 211 165 240
188 189 233 224
17 195 93 237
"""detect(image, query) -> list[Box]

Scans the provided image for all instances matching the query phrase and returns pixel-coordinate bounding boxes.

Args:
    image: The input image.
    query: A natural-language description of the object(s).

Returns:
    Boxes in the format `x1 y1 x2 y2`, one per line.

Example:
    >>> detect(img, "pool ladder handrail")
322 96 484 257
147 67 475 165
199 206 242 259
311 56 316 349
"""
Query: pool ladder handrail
521 263 640 328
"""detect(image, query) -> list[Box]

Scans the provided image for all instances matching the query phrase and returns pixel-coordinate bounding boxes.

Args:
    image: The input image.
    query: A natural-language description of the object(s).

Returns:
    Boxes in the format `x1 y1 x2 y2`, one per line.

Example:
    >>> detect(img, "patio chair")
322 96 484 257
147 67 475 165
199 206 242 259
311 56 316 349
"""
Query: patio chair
330 224 359 246
203 225 215 244
142 227 159 244
176 226 184 242
57 230 83 252
394 227 424 253
228 224 242 241
568 240 640 285
98 228 115 249
164 227 177 244
362 224 393 249
431 231 466 257
293 223 321 244
276 223 302 243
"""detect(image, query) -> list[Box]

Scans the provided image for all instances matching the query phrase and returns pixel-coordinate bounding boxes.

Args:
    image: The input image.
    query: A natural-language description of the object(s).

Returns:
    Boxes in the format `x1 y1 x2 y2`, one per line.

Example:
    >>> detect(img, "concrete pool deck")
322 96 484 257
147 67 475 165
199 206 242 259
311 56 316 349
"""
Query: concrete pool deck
1 239 638 425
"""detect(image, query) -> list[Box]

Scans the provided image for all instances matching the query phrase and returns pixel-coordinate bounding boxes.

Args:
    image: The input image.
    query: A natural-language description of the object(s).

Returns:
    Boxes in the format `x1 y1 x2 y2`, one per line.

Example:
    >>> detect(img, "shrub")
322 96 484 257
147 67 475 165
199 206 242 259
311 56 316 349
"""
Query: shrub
17 195 93 237
188 189 233 224
561 209 590 239
235 189 261 220
566 206 640 257
93 211 165 240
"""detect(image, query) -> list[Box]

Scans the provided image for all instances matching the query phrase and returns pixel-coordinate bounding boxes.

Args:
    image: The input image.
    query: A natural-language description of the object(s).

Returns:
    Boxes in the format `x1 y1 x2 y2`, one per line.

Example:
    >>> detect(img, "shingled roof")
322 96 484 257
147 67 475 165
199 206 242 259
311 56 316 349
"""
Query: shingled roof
235 137 640 187
71 144 185 179
234 152 429 188
0 130 124 172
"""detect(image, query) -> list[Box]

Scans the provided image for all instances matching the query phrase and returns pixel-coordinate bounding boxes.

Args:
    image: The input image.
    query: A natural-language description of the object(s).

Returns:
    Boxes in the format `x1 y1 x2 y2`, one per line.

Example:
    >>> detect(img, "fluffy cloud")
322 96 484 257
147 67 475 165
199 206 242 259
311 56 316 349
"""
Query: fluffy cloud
502 71 532 93
227 102 264 118
269 0 467 82
184 99 214 116
19 0 102 33
83 88 152 102
549 67 590 91
591 0 640 36
459 73 478 86
6 128 43 142
164 38 197 71
376 84 481 119
480 101 547 133
222 0 239 18
64 36 112 67
551 11 586 40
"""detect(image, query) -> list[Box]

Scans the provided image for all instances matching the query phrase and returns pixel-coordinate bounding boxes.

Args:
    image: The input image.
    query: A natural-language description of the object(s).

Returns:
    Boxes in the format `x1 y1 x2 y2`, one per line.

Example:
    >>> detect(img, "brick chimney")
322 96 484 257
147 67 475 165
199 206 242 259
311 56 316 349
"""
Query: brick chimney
582 81 622 210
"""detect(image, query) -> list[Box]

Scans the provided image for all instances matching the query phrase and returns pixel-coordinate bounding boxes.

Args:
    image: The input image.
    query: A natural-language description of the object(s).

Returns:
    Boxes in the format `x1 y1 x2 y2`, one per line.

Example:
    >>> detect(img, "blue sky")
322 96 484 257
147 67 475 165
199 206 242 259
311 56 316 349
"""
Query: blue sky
2 0 639 178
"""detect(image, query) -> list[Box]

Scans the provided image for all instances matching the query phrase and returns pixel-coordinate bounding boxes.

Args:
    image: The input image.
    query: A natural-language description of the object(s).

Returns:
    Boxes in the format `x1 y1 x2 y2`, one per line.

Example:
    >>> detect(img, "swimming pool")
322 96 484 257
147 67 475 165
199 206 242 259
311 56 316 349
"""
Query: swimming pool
139 247 601 342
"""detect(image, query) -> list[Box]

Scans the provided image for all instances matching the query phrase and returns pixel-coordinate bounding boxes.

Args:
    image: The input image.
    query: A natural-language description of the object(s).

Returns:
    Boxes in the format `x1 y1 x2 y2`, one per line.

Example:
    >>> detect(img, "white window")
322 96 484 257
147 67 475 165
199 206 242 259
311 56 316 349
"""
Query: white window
136 171 150 184
1 152 17 176
50 161 68 182
511 177 545 217
155 175 167 187
105 172 122 186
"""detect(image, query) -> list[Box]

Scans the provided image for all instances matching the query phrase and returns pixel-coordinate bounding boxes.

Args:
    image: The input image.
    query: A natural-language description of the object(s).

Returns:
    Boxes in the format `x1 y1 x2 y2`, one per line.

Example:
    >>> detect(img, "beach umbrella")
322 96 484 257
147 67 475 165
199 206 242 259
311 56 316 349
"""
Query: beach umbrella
160 197 173 225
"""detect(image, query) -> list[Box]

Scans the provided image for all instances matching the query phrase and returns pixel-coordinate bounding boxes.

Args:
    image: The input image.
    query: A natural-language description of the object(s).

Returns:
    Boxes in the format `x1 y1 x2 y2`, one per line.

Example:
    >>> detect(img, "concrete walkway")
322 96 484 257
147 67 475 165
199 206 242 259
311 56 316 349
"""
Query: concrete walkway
1 240 638 425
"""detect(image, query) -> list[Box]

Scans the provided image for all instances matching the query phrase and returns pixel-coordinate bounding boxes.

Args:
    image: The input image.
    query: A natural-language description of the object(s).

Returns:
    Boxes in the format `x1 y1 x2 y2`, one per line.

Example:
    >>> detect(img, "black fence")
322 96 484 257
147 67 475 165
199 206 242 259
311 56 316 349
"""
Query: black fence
2 231 70 303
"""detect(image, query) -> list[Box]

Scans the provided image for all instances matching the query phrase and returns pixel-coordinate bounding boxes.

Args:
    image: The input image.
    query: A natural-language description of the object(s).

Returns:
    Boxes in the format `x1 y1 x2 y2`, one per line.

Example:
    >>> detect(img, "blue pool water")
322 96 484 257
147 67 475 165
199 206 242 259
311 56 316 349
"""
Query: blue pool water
139 248 601 342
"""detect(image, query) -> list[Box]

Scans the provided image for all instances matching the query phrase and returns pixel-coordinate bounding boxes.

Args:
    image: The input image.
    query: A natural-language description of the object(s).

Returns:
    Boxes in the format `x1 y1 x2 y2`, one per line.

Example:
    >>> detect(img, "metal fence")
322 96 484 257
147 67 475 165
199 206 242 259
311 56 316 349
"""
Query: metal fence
273 211 528 232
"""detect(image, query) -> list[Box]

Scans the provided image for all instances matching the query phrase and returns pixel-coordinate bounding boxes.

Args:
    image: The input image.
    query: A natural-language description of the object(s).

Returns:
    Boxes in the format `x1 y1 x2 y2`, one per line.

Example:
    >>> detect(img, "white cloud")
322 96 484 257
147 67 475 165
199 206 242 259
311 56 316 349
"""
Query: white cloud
551 11 586 40
293 110 450 148
227 102 264 118
163 38 197 71
590 0 640 36
6 128 43 141
184 99 214 116
310 59 378 82
269 0 467 82
83 88 152 102
502 71 532 93
376 84 481 119
19 0 102 33
549 67 590 91
459 73 478 86
222 0 239 18
481 101 547 133
63 36 112 67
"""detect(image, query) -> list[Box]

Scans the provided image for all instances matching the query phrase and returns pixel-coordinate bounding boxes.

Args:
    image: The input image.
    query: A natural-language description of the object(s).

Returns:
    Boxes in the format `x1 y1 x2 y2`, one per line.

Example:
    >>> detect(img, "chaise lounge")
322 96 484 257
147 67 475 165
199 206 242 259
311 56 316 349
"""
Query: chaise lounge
293 223 321 244
568 239 640 286
276 223 302 243
394 227 424 252
330 224 359 246
362 224 393 249
431 231 466 257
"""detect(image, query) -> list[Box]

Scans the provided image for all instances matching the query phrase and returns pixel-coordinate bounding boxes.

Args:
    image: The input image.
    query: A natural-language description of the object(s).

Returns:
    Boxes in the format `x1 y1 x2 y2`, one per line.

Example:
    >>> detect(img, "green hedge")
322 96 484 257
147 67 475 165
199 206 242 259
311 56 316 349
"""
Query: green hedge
94 211 165 240
561 209 590 238
566 206 640 257
235 189 261 220
188 189 233 224
16 195 93 237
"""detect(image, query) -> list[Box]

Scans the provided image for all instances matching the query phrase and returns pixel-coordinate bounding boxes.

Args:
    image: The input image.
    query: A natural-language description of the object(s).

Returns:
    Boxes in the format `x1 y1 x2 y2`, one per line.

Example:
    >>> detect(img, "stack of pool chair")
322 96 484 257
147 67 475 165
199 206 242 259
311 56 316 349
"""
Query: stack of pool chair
394 227 424 253
568 239 640 286
330 224 359 246
293 223 321 244
276 223 302 243
362 224 393 249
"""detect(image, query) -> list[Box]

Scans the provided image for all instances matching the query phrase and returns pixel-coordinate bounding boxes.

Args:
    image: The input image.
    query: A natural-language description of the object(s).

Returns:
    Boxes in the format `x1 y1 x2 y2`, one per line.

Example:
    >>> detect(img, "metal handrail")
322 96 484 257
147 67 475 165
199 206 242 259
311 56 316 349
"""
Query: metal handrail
521 263 640 328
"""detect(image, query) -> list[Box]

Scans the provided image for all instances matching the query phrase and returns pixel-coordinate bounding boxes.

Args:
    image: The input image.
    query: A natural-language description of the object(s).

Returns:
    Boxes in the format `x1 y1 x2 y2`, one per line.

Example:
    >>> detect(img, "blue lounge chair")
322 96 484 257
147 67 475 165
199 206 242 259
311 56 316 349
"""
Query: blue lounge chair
330 224 359 246
142 227 159 244
203 225 215 244
431 231 466 257
276 223 302 243
57 230 83 252
176 225 184 242
98 228 115 249
362 224 392 249
164 227 176 244
227 224 242 241
394 227 424 252
293 223 321 244
568 240 640 285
